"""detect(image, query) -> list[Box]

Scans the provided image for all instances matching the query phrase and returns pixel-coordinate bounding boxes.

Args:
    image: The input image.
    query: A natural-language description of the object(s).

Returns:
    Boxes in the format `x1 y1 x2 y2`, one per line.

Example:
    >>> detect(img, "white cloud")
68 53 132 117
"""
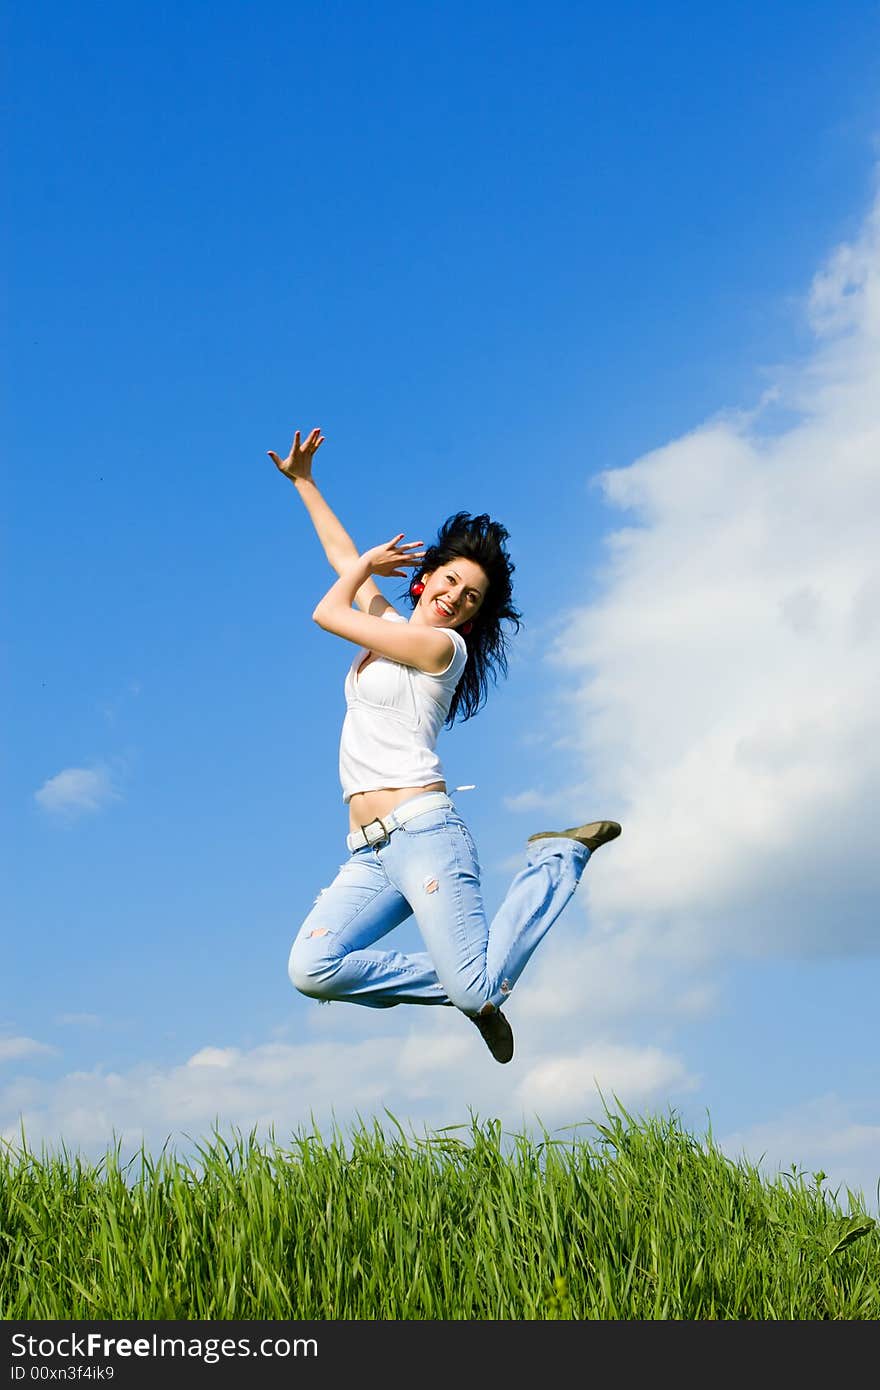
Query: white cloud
188 1046 238 1069
513 912 719 1029
0 1037 56 1063
34 765 121 817
550 184 880 961
514 1041 697 1120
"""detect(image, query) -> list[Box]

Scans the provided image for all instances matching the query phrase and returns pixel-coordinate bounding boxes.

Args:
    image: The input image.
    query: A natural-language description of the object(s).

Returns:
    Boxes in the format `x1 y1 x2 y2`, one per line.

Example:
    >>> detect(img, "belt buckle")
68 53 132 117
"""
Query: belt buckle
362 816 390 847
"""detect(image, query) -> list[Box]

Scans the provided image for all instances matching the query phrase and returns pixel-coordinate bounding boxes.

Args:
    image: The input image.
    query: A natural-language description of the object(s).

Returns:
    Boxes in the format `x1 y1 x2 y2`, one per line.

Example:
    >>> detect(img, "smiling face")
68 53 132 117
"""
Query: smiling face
414 557 489 630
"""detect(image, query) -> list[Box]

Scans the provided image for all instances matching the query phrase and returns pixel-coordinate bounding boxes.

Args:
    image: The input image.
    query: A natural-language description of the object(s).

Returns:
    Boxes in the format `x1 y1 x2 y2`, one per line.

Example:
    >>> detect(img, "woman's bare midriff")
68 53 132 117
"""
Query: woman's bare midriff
348 782 447 832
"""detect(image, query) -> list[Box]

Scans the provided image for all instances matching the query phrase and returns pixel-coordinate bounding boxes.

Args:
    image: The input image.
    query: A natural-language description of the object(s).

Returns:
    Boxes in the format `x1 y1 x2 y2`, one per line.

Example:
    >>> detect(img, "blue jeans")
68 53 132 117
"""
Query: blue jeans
288 792 590 1016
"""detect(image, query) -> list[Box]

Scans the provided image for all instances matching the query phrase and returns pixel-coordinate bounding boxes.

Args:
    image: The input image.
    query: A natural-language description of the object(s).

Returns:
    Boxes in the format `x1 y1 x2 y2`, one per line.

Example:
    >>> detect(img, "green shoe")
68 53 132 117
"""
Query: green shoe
527 820 622 852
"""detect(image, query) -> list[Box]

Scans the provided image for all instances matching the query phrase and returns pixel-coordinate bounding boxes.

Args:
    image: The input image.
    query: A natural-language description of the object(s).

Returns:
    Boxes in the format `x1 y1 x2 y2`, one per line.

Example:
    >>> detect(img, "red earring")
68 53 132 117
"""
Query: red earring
410 580 425 597
461 620 473 635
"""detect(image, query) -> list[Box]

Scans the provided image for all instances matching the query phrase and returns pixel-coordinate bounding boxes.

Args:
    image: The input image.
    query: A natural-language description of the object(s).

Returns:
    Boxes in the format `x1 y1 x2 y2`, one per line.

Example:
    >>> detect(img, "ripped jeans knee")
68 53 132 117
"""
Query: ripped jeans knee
287 926 341 1000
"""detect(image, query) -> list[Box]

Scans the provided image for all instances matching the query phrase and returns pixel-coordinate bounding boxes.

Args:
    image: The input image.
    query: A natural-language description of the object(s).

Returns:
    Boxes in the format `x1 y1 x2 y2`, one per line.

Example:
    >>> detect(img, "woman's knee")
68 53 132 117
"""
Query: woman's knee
287 930 340 1000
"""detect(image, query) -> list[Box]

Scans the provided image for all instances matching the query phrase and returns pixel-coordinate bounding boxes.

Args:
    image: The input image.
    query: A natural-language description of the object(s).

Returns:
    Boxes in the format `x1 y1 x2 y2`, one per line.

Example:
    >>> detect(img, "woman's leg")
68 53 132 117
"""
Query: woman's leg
288 849 453 1007
378 807 590 1016
483 836 590 999
378 811 491 1016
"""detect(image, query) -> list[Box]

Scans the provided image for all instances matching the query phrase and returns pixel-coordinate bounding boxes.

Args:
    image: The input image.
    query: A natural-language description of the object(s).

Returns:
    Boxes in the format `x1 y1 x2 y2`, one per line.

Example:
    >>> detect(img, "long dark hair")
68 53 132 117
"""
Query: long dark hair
406 511 523 725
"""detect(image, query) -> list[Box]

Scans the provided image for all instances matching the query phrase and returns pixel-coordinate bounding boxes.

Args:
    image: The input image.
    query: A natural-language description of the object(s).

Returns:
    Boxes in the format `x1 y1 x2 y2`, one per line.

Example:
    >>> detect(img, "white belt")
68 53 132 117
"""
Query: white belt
346 792 453 852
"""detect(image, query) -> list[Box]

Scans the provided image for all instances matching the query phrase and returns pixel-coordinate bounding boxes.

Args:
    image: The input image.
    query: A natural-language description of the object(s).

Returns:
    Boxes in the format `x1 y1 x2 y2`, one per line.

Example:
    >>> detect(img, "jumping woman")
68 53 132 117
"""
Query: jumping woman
268 426 621 1063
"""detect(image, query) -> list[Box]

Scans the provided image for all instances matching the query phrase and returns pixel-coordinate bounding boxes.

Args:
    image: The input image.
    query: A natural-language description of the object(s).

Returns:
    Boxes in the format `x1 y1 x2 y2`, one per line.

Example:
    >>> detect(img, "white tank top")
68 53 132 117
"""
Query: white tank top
338 611 468 803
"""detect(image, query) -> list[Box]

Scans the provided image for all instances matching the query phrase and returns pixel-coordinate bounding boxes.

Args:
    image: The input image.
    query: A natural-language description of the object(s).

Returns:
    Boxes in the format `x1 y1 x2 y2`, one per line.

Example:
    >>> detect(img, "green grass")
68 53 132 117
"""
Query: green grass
1 1107 877 1319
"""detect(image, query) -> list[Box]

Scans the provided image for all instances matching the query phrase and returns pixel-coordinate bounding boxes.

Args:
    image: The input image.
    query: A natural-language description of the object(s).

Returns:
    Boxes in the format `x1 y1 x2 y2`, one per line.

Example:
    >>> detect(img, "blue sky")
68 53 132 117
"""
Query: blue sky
4 1 880 1209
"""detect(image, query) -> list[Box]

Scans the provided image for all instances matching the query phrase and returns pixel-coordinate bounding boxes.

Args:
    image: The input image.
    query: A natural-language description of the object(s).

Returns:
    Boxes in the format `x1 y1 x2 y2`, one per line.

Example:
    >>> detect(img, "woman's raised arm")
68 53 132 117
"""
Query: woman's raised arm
312 537 458 676
267 427 394 617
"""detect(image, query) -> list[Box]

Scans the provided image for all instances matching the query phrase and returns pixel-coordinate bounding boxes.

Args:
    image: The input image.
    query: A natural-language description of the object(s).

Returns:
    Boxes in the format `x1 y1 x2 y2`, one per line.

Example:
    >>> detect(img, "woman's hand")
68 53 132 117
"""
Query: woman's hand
361 534 426 578
268 427 325 482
